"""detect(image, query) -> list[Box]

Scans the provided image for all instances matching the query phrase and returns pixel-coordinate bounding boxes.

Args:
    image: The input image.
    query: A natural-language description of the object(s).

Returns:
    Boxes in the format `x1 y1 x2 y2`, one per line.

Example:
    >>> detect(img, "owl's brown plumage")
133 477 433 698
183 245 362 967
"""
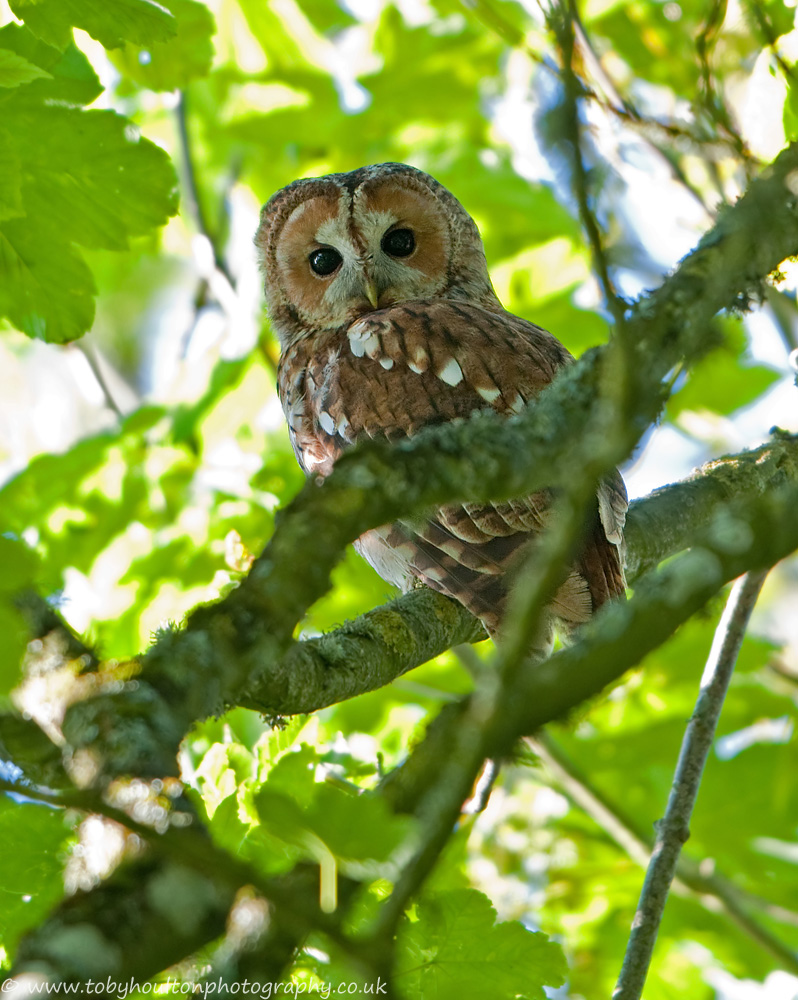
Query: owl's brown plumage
257 163 626 645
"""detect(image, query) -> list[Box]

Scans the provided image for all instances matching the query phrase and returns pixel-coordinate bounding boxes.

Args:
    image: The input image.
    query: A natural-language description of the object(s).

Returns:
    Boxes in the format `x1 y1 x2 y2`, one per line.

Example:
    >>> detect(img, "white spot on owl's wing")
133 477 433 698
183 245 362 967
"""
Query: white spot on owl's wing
349 336 366 358
379 357 394 370
476 385 502 404
347 324 383 361
407 347 429 374
437 358 464 386
318 411 336 435
336 413 352 441
348 319 371 341
508 393 526 414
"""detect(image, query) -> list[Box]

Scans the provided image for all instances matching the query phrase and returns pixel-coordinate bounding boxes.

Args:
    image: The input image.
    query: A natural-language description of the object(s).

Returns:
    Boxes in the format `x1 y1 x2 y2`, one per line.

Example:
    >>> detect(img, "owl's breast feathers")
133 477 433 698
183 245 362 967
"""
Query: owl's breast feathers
277 299 626 637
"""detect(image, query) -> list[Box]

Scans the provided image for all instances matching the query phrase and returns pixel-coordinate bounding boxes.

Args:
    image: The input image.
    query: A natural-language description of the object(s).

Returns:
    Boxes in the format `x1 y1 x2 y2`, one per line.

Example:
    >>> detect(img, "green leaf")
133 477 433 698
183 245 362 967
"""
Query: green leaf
785 79 798 143
253 748 412 867
0 107 178 342
755 0 796 40
0 129 23 221
0 797 76 957
669 356 781 419
8 0 177 52
13 108 178 252
110 0 215 91
0 537 40 699
394 889 567 1000
0 26 102 107
295 0 357 35
0 46 51 87
0 217 96 343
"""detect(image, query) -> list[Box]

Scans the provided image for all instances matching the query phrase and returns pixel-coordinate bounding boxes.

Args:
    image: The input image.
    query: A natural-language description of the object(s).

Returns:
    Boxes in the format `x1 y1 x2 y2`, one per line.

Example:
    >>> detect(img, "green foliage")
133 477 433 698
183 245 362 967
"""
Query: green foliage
0 797 77 958
1 0 797 995
0 537 39 699
0 14 182 343
395 889 567 999
110 0 215 92
7 0 177 51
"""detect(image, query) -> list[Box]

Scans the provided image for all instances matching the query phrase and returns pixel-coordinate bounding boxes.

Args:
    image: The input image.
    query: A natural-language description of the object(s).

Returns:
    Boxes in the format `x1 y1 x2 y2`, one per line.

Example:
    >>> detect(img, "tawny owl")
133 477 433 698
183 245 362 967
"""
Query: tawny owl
256 163 626 649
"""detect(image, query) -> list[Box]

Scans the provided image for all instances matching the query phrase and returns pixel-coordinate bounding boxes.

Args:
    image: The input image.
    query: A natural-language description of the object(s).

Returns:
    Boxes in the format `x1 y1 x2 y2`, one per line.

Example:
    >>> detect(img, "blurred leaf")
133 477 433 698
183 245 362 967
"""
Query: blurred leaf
110 0 215 91
0 537 40 698
0 46 51 87
8 0 177 52
0 26 103 106
784 78 798 142
394 889 567 1000
667 319 782 419
0 130 23 221
253 748 412 867
0 797 76 957
748 0 796 40
295 0 358 35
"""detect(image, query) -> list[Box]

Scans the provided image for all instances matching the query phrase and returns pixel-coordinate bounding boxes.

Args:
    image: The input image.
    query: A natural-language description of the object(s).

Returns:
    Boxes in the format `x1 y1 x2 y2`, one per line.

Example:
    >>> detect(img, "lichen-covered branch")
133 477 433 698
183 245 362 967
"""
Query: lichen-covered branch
240 434 798 716
6 143 798 989
58 141 798 786
379 482 798 814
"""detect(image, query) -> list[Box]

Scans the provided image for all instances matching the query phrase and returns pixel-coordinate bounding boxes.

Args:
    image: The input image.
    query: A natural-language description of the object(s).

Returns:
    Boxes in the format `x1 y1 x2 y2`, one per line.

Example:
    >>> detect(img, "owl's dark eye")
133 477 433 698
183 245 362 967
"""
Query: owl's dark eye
381 228 415 258
309 247 342 276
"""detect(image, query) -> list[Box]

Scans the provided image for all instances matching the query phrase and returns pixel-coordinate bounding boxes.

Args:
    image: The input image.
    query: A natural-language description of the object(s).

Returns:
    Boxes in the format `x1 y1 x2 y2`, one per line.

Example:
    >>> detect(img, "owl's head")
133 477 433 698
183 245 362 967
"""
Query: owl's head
256 163 498 345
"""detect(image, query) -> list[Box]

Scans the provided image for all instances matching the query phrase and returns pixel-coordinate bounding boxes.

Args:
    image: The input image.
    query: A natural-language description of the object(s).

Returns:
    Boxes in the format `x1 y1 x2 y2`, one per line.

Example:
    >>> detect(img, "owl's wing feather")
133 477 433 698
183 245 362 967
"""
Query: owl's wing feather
278 299 626 636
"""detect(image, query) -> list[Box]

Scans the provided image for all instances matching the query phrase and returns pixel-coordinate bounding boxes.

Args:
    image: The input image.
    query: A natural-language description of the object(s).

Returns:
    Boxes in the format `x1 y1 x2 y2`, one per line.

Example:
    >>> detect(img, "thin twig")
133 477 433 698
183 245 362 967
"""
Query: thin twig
613 570 770 1000
175 91 235 289
557 1 627 327
695 0 756 180
461 0 726 220
73 341 125 419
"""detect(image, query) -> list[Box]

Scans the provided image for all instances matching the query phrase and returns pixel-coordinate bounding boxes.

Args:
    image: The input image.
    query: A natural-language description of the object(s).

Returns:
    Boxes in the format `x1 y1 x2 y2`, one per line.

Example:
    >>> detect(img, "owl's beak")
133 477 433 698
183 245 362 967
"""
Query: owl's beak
363 277 380 310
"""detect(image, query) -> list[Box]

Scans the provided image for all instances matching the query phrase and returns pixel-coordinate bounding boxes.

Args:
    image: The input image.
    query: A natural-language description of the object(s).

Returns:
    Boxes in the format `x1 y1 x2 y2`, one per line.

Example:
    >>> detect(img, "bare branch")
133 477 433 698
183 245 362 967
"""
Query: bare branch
613 570 770 1000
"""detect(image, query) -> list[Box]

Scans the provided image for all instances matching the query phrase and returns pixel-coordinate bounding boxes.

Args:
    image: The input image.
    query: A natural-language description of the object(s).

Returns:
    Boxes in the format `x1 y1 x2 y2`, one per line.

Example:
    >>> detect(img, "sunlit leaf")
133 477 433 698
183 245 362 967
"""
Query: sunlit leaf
0 798 76 957
110 0 215 91
8 0 177 51
395 889 567 1000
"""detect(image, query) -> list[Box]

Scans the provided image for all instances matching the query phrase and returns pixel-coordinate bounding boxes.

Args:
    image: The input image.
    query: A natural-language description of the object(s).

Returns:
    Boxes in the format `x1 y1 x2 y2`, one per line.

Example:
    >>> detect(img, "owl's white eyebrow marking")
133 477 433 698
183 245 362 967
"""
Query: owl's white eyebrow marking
315 216 354 252
355 208 397 248
437 358 464 386
318 411 336 435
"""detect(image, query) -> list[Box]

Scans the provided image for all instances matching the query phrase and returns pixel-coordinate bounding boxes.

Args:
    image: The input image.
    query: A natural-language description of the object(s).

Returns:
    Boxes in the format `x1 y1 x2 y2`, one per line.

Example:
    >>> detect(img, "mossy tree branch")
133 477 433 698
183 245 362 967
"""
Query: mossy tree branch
57 141 798 784
239 434 798 716
6 142 798 989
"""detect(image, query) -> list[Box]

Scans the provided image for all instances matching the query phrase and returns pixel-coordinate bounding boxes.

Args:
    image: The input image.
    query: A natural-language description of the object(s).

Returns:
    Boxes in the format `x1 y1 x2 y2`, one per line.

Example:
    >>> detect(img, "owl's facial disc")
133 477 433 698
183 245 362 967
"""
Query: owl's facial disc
272 182 454 333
